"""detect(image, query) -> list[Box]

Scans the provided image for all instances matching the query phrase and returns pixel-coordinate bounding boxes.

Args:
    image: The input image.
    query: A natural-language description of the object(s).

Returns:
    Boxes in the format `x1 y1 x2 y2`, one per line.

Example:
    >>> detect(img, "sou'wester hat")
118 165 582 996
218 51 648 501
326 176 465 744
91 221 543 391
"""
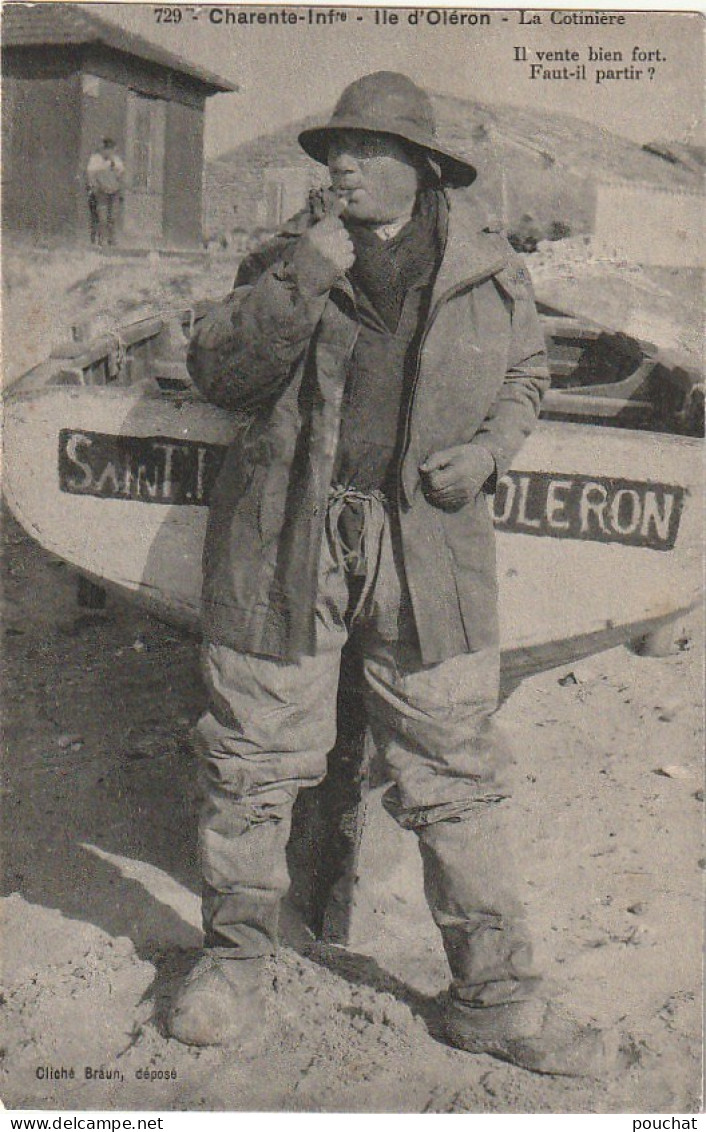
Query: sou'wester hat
298 71 476 187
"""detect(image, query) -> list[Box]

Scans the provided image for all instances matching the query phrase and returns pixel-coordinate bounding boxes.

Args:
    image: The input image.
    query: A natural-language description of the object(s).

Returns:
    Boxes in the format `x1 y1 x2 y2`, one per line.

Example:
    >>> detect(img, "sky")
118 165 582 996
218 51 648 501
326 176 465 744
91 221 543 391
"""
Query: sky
91 3 704 158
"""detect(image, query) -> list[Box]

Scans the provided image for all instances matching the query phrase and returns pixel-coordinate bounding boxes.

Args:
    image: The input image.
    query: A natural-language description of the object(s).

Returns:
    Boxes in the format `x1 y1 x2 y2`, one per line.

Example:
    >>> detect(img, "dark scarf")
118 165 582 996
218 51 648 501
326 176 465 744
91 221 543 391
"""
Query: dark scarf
345 187 444 332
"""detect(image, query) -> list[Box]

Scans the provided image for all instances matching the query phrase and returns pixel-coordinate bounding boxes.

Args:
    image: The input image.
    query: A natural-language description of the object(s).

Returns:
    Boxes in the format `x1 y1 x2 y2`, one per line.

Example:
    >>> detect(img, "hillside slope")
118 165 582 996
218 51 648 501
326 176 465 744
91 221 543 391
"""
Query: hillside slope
205 93 703 241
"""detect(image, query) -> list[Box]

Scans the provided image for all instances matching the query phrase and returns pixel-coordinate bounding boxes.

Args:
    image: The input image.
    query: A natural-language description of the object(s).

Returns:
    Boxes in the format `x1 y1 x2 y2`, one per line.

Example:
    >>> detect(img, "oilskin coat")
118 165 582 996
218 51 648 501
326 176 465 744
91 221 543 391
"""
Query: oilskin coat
187 188 549 665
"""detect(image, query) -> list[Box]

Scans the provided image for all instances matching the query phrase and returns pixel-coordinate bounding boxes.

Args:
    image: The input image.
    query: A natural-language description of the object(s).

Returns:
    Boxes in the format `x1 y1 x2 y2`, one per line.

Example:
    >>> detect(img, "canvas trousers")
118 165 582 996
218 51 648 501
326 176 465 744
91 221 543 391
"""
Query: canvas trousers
194 488 539 1005
93 190 118 246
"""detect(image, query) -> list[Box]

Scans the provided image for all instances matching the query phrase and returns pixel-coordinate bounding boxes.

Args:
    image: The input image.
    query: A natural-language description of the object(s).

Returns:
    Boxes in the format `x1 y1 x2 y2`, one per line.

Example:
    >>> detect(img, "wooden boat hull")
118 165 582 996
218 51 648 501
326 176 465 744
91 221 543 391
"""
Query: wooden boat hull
4 377 702 680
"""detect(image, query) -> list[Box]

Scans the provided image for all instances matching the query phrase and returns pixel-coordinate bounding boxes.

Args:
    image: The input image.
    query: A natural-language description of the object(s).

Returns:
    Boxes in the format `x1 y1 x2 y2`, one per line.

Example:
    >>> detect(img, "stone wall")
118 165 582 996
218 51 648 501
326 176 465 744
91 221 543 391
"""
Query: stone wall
594 181 705 267
202 125 326 248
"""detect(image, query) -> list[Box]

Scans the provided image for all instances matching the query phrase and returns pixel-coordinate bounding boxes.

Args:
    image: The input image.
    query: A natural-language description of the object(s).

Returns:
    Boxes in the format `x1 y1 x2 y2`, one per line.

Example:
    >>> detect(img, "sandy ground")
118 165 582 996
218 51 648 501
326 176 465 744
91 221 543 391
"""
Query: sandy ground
2 506 703 1114
530 246 704 366
2 243 237 388
1 242 704 1115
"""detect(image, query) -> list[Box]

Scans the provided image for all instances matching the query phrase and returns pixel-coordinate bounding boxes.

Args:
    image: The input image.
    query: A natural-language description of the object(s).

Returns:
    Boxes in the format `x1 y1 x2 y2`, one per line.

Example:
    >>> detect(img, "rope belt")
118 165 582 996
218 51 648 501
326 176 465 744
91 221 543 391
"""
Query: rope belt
325 485 389 626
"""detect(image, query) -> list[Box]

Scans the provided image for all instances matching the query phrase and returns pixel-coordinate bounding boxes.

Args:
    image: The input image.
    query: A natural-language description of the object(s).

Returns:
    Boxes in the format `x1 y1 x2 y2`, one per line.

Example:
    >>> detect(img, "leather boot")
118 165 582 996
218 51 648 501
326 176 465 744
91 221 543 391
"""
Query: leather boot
168 952 266 1047
443 995 617 1078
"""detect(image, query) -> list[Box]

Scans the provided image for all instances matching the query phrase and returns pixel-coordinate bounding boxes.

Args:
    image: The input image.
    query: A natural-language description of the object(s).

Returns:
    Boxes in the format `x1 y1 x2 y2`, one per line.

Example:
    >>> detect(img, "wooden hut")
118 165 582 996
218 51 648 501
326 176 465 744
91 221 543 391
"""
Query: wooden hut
1 3 237 248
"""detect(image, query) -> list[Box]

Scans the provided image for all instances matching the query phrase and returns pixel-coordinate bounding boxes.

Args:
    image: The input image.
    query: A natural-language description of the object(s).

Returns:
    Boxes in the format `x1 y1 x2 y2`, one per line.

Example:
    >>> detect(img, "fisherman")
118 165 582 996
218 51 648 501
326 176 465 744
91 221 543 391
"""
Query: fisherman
85 137 124 247
171 71 613 1076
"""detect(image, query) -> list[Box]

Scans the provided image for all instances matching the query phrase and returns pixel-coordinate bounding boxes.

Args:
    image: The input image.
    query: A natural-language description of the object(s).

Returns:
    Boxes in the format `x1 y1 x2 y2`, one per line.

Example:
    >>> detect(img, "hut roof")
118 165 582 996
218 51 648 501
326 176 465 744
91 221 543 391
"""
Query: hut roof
2 3 238 93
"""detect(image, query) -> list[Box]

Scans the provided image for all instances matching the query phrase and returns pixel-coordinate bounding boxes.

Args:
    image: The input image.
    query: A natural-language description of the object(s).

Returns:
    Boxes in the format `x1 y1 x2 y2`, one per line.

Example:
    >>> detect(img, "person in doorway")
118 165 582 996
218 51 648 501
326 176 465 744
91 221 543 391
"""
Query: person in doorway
85 137 124 247
170 71 616 1077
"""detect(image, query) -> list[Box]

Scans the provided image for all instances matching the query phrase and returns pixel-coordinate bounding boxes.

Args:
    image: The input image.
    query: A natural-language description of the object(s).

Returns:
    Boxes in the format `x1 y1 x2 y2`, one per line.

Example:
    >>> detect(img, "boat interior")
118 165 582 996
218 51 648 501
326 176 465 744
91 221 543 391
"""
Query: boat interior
14 302 706 439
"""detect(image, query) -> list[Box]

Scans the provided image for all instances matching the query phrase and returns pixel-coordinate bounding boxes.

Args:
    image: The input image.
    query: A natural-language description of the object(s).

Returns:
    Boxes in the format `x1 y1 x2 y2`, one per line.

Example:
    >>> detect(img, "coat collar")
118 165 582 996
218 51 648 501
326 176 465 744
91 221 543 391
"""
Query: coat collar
430 189 510 307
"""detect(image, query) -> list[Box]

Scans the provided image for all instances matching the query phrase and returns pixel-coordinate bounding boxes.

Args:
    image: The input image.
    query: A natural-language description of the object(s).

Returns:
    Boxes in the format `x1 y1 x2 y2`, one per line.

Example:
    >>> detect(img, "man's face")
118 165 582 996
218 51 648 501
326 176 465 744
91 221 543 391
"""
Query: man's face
327 131 421 225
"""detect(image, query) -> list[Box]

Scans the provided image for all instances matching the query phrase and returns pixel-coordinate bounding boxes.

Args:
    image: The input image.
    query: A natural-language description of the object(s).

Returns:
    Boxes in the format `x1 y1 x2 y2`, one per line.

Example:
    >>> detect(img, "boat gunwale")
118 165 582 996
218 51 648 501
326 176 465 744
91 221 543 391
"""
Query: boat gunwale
4 304 703 443
4 380 703 458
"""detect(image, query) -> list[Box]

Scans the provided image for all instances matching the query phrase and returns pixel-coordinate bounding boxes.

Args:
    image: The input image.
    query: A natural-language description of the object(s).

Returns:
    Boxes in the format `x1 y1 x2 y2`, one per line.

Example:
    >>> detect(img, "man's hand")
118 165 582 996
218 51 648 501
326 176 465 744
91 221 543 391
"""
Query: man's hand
304 200 355 275
419 444 495 510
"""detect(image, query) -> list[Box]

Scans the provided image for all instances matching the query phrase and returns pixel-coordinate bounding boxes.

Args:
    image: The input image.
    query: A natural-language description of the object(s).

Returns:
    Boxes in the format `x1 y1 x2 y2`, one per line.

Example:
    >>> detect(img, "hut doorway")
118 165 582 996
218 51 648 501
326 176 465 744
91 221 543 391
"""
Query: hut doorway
122 92 165 246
